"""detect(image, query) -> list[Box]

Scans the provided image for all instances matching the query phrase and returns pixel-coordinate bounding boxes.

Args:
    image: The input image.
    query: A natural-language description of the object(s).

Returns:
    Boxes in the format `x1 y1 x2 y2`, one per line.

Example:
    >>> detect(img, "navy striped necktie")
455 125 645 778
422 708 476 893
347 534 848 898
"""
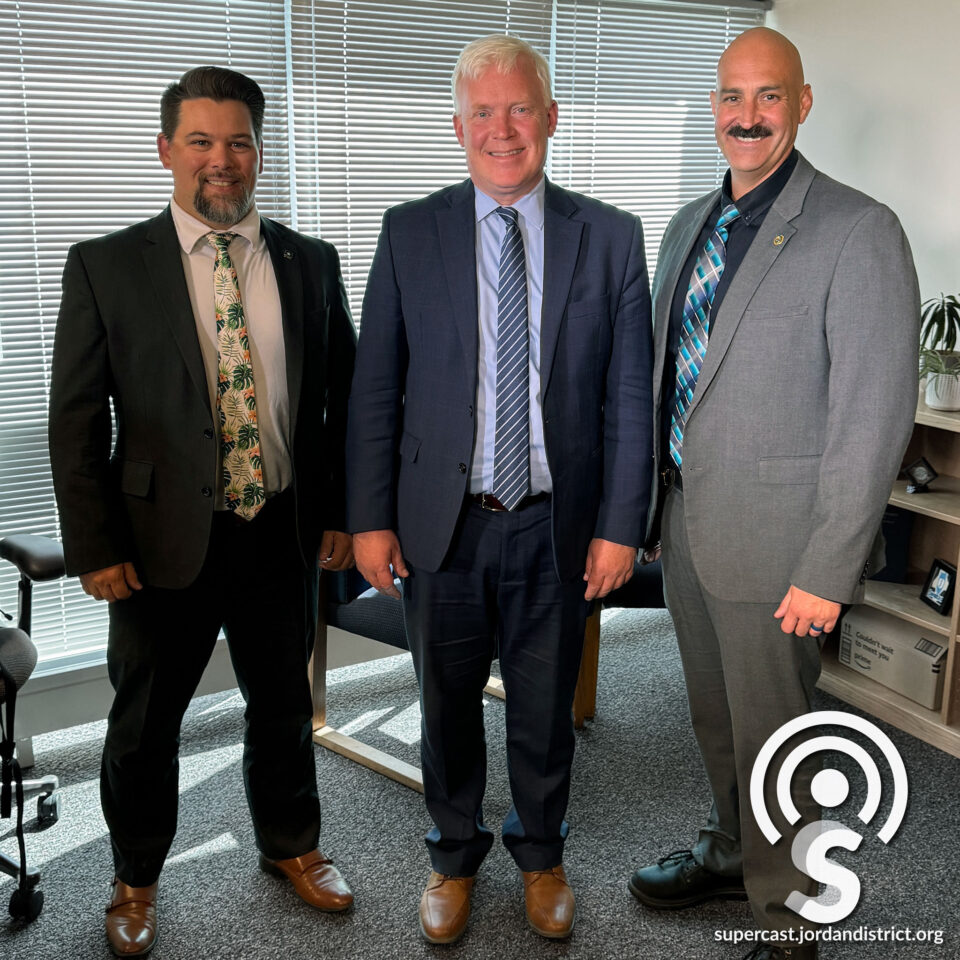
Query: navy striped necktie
492 206 531 511
669 202 741 469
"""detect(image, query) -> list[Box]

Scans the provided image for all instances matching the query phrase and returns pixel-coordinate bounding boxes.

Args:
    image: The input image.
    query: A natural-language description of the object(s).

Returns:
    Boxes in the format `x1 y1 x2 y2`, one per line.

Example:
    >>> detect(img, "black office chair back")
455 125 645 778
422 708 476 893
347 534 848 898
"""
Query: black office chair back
0 627 37 702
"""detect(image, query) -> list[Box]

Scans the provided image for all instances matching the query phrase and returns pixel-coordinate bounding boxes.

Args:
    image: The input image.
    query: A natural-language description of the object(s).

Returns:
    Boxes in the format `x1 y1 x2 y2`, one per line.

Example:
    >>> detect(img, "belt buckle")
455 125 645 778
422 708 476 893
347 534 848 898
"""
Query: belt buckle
480 493 507 512
661 467 676 489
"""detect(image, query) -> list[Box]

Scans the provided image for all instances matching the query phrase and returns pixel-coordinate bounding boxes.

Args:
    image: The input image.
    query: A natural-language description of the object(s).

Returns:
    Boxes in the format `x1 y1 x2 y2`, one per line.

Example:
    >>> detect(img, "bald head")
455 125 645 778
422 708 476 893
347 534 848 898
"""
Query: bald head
719 27 805 90
711 27 812 199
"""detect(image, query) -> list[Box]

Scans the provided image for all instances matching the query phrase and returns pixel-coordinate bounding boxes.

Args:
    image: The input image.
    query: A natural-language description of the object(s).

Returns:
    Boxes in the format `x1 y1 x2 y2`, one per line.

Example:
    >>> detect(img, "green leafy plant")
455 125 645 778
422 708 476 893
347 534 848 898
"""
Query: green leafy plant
920 347 960 379
920 293 960 351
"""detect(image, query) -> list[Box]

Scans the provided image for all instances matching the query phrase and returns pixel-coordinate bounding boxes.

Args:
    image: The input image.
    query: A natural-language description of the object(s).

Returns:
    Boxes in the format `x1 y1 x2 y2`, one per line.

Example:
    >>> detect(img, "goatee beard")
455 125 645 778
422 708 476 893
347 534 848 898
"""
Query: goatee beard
193 185 253 227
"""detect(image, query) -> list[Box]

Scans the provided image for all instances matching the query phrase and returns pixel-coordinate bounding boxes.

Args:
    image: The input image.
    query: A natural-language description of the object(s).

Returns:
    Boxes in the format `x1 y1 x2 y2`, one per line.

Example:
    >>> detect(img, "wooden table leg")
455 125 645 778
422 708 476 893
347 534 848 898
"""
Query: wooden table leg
309 578 424 792
573 606 601 729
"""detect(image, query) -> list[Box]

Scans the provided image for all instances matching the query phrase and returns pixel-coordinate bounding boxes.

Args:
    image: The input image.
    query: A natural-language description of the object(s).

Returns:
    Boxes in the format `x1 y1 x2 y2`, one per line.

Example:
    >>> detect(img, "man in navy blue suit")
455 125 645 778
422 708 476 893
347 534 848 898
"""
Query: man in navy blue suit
347 34 652 944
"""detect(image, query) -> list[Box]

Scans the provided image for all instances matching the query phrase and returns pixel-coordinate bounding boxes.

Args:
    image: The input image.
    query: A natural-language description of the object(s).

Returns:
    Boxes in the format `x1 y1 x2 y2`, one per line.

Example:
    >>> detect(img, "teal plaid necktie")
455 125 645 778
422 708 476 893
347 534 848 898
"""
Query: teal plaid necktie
669 202 741 468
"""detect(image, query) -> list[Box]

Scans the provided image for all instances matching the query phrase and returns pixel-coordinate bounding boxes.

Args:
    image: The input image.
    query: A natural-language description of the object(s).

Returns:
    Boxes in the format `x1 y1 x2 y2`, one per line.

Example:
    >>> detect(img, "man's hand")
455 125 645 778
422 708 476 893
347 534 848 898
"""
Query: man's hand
353 529 409 599
79 562 142 602
583 538 636 601
318 530 354 571
641 542 662 564
774 584 841 637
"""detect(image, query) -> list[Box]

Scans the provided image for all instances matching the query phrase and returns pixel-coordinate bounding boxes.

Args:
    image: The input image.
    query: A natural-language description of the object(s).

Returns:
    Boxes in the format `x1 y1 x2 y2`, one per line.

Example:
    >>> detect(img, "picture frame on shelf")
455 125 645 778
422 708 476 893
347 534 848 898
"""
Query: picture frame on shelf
920 558 956 616
905 456 938 493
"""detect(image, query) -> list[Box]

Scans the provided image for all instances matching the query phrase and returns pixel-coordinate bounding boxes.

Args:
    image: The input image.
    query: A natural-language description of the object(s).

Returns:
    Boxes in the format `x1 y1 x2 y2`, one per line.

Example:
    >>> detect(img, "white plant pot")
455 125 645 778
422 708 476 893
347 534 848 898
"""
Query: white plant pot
925 374 960 411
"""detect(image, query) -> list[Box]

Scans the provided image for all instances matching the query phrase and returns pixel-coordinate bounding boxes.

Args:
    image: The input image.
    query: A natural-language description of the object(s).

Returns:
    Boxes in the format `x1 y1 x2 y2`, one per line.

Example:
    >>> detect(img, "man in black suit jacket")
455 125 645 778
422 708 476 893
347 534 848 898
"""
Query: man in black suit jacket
48 67 357 957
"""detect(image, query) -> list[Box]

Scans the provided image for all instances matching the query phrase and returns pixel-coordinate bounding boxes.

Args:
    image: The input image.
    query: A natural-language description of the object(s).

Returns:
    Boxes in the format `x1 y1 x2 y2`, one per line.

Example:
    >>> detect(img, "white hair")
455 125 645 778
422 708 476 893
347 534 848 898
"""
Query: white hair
451 34 552 115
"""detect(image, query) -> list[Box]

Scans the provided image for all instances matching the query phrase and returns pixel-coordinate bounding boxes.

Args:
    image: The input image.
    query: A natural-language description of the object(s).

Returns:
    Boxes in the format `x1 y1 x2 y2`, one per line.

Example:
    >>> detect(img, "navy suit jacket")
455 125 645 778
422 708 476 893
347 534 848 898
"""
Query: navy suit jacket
346 178 653 581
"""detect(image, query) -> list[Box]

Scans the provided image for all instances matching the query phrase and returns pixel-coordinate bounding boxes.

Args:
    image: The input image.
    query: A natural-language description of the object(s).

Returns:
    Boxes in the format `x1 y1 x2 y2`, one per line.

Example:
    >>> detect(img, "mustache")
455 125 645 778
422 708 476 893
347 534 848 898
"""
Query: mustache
726 123 772 139
200 172 239 183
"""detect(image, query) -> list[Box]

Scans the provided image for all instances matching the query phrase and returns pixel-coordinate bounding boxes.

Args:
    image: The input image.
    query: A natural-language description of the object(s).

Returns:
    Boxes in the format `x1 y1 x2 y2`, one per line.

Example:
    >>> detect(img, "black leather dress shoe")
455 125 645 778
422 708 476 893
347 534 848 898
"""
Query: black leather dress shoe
627 849 747 909
743 943 818 960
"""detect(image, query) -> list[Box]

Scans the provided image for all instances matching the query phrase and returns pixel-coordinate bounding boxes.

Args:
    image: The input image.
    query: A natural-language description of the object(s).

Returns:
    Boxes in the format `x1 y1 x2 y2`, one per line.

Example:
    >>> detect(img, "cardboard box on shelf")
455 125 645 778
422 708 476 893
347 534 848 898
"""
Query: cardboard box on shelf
838 606 948 710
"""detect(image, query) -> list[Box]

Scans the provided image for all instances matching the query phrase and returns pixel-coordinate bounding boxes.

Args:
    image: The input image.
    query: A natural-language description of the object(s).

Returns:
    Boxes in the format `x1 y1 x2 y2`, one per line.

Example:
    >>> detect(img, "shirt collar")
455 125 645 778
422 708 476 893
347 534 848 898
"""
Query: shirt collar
169 196 263 254
720 148 798 224
474 177 545 231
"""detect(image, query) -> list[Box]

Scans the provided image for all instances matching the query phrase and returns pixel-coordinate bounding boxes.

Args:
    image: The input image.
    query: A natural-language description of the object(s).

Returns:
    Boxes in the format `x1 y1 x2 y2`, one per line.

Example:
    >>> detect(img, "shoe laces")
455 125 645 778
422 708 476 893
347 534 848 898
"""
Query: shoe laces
428 873 469 890
525 866 565 885
656 849 696 868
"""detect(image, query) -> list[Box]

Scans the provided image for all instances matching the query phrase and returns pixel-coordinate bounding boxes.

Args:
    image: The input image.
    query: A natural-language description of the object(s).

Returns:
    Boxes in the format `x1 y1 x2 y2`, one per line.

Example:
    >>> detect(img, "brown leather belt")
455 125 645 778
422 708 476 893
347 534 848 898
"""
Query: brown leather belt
470 491 551 512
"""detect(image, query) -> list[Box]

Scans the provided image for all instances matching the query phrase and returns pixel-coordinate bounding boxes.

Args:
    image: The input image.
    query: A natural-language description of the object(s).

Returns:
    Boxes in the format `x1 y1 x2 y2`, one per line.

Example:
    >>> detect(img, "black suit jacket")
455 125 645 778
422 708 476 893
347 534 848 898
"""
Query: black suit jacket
49 207 357 589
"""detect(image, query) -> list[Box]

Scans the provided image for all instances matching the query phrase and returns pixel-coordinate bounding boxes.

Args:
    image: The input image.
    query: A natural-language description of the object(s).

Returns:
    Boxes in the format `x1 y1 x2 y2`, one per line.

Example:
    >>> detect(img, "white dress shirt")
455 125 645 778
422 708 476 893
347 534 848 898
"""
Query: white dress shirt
170 198 292 507
470 178 552 495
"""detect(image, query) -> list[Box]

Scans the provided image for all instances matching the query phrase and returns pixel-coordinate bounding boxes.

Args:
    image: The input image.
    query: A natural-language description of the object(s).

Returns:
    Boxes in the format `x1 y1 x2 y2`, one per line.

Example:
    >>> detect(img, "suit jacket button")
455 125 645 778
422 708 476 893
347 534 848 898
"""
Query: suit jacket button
201 486 213 498
458 463 467 474
203 428 214 440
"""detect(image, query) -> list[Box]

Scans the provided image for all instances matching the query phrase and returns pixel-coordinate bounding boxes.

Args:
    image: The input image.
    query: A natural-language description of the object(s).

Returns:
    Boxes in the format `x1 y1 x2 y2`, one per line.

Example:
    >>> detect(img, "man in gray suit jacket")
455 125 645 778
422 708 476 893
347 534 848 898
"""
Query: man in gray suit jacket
49 68 356 957
627 29 918 960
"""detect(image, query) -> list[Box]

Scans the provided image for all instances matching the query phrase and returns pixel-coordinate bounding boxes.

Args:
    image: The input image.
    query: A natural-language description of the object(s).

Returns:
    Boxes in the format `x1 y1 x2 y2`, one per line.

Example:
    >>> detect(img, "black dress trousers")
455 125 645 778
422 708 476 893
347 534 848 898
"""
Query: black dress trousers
100 489 321 886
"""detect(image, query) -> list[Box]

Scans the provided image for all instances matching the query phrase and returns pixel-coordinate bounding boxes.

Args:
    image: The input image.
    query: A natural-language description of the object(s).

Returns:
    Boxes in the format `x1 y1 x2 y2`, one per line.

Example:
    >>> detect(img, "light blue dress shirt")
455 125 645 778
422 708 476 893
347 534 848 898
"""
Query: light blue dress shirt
470 179 552 495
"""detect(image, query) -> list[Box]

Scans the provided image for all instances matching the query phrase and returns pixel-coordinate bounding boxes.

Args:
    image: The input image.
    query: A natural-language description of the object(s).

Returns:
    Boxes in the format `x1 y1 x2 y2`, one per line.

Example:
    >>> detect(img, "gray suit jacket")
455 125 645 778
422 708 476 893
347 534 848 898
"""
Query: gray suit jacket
649 153 919 604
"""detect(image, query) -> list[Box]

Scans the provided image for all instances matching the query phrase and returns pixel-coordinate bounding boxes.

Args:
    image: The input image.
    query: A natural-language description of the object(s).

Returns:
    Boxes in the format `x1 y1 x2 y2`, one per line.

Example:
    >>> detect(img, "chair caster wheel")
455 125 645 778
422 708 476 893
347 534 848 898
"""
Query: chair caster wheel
36 792 60 826
9 886 43 922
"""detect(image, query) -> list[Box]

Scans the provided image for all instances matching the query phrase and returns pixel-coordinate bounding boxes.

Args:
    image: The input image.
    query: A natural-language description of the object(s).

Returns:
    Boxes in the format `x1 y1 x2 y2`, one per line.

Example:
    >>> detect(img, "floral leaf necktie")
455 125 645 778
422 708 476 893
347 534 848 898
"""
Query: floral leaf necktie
208 231 264 519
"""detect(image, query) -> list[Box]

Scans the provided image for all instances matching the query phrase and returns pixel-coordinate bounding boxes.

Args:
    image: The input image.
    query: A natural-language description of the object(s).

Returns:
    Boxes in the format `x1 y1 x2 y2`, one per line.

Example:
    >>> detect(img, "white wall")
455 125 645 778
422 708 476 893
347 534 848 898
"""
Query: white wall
769 0 959 297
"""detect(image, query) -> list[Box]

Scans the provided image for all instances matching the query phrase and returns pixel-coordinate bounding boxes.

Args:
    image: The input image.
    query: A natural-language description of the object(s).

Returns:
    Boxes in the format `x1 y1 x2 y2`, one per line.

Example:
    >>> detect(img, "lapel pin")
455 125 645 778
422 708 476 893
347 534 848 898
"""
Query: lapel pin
773 235 785 246
283 248 294 260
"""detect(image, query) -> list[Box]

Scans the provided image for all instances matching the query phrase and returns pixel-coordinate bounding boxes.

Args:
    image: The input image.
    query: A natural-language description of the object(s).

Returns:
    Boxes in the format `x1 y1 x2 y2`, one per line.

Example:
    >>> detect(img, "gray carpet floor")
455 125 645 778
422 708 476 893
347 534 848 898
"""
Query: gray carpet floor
1 608 958 959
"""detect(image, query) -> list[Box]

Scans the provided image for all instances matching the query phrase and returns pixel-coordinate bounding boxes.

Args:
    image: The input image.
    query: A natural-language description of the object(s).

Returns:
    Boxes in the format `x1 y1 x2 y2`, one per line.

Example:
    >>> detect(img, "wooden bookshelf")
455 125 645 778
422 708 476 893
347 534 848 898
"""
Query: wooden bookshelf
820 394 960 757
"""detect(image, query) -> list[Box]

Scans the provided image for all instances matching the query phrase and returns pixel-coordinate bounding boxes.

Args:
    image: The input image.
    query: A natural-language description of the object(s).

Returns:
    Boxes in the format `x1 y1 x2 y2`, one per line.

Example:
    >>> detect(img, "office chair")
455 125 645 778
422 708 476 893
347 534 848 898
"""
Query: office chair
0 534 65 921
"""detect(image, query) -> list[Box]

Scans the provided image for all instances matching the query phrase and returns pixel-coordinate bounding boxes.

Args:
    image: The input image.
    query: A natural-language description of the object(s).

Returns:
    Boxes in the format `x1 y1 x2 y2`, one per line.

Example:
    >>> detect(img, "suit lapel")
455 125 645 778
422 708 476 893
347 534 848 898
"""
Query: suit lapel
684 155 816 422
143 208 208 405
541 181 583 397
261 217 304 438
651 191 718 419
436 181 480 371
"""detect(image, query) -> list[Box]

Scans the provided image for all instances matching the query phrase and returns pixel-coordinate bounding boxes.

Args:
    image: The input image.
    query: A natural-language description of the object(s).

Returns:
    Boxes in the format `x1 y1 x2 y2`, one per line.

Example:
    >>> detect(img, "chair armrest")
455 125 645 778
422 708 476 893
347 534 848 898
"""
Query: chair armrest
0 535 66 582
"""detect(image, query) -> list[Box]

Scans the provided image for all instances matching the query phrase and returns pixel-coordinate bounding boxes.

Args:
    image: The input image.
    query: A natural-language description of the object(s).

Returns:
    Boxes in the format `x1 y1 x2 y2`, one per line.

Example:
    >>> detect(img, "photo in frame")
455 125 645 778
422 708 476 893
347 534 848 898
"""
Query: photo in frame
920 558 957 616
905 456 938 493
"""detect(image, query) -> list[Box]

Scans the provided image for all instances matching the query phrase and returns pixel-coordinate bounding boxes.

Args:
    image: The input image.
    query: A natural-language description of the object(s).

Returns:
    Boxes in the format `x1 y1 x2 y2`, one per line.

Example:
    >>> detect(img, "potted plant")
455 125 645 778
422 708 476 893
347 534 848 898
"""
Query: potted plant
920 293 960 411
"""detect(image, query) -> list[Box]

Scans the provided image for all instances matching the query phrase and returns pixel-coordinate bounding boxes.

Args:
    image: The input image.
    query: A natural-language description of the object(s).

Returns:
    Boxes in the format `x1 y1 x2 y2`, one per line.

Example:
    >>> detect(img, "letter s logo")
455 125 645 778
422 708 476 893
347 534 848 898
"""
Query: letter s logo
786 821 862 924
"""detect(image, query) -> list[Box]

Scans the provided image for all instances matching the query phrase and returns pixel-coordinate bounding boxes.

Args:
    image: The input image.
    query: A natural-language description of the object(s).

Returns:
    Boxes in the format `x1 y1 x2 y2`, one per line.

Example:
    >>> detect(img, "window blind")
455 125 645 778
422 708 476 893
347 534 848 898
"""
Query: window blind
1 0 763 672
0 0 291 672
287 0 554 318
550 1 765 275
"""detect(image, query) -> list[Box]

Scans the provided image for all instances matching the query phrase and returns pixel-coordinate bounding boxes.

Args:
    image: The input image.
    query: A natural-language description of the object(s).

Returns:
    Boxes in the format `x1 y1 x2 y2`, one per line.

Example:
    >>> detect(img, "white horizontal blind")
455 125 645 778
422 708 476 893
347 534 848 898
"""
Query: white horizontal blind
551 1 764 276
288 0 553 320
0 0 289 671
1 0 764 671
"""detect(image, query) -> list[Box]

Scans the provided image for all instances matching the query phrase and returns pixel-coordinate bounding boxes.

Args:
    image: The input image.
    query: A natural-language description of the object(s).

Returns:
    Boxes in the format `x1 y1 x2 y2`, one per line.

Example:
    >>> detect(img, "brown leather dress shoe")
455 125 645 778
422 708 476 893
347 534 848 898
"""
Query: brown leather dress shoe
522 865 575 939
105 878 159 958
418 871 475 944
259 849 354 912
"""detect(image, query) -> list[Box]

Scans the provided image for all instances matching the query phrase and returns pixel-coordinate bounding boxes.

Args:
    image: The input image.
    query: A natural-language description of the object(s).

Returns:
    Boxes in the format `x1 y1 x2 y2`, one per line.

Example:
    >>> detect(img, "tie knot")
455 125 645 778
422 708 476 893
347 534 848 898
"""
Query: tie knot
716 203 740 230
496 206 519 227
207 231 238 254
